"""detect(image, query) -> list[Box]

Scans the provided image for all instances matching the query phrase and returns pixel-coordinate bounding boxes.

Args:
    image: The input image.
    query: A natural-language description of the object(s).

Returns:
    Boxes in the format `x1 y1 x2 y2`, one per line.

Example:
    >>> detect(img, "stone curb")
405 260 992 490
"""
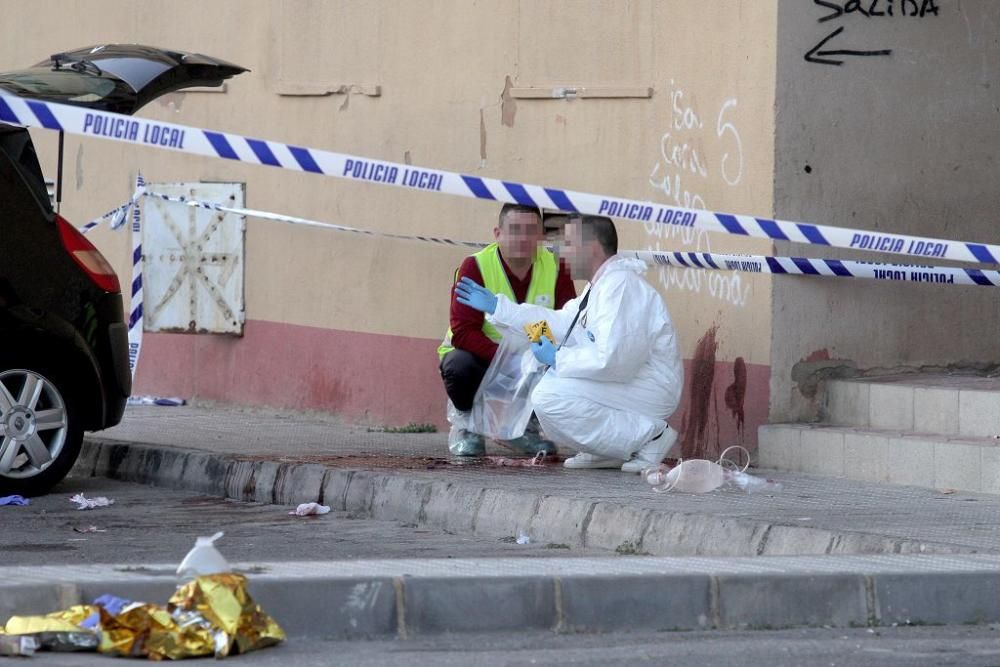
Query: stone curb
80 438 970 559
7 566 1000 638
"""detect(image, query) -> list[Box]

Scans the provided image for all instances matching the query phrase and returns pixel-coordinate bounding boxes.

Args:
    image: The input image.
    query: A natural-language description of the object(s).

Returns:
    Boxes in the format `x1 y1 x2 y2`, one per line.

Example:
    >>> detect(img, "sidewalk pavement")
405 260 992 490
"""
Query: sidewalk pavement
20 402 999 636
81 404 1000 557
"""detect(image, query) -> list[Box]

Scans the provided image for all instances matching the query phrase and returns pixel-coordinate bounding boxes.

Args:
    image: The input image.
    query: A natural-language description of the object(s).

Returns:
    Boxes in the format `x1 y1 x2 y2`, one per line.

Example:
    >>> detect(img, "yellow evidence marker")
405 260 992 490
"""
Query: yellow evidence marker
523 320 555 345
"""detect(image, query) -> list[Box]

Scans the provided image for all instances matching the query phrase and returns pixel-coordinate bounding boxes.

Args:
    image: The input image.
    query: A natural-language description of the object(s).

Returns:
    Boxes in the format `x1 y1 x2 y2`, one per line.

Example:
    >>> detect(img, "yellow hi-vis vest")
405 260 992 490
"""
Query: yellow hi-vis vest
437 243 558 360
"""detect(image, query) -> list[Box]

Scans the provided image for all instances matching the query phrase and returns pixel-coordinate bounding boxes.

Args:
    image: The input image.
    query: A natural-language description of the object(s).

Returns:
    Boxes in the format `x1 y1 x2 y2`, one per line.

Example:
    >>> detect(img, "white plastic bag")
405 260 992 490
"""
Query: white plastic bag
177 531 230 579
469 330 545 441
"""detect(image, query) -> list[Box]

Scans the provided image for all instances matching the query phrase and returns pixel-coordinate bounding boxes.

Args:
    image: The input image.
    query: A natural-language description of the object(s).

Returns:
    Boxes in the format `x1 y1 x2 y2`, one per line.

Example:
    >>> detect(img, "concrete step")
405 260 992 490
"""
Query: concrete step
9 555 1000 636
760 423 1000 494
823 374 1000 437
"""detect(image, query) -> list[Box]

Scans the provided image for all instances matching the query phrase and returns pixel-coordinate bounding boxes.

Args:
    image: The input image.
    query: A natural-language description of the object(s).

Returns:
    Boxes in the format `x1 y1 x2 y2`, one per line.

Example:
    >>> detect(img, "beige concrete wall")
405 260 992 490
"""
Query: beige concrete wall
638 1 777 369
5 1 777 399
772 0 1000 421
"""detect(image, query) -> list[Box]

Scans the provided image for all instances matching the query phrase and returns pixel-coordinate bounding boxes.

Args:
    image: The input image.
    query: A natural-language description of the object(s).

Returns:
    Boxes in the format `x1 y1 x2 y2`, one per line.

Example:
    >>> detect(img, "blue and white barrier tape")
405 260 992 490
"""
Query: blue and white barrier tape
625 251 1000 289
2 90 996 266
140 191 488 249
124 189 1000 289
79 195 142 235
126 173 144 381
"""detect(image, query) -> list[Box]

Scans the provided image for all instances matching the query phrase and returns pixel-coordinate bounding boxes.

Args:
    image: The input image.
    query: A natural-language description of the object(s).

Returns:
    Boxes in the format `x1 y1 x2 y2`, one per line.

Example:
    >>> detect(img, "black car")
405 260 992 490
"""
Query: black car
0 44 245 495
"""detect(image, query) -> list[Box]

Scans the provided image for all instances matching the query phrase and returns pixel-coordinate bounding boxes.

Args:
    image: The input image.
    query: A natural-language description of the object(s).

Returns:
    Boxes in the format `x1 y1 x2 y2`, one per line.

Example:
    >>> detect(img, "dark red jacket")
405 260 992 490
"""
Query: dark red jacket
449 251 576 363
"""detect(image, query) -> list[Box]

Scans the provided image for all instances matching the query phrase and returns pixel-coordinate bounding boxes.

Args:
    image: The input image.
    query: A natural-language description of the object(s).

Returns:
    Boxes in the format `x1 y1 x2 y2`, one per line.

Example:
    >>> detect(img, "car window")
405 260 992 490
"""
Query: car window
0 69 116 104
0 127 52 219
84 57 171 92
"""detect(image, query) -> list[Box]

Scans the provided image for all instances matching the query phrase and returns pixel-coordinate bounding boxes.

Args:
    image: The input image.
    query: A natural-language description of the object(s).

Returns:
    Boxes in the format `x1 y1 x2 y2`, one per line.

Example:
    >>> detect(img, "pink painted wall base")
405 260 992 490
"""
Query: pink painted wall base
134 320 768 450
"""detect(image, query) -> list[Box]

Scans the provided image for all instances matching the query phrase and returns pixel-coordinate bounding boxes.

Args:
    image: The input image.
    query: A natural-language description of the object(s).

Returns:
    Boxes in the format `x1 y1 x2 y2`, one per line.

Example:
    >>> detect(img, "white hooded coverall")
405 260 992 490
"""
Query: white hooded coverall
488 256 684 460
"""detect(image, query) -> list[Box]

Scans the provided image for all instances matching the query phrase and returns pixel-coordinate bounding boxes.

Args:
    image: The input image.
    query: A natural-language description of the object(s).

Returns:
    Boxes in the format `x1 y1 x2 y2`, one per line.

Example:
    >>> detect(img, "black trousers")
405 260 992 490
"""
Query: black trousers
439 349 489 412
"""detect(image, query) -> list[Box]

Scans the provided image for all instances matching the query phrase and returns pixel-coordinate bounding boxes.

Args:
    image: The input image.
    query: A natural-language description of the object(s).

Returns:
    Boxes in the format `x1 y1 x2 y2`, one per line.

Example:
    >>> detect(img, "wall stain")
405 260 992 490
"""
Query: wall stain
500 75 517 127
156 92 184 112
75 144 84 190
679 325 718 459
724 356 747 439
480 108 488 161
803 348 830 363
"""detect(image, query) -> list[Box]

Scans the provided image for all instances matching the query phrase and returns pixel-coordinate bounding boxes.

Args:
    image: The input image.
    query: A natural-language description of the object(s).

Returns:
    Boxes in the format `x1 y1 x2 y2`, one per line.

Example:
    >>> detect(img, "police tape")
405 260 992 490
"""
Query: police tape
127 173 144 381
2 89 996 266
140 191 488 249
80 198 138 234
624 250 1000 289
92 188 1000 290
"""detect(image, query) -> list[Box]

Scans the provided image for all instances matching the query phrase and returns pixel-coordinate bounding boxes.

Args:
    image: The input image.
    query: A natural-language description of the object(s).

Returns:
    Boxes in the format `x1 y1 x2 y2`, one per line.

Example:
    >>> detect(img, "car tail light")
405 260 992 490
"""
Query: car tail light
56 215 122 293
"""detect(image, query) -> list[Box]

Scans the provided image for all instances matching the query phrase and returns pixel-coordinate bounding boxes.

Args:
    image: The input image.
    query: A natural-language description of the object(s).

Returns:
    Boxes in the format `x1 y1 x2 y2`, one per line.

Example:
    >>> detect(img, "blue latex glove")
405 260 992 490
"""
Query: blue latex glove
532 337 557 368
93 594 132 617
454 276 498 314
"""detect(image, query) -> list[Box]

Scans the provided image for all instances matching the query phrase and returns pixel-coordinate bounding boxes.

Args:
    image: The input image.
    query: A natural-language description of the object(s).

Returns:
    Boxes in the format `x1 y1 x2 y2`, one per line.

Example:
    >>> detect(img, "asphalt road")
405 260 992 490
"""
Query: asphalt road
23 626 1000 667
0 476 606 565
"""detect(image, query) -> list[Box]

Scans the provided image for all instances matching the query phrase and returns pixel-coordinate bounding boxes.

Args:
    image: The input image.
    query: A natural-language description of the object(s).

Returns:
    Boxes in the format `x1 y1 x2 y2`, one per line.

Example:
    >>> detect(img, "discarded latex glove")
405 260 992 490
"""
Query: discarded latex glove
77 593 131 632
127 395 186 406
92 594 132 618
0 494 29 506
177 532 230 579
289 503 331 516
69 494 115 510
516 532 531 545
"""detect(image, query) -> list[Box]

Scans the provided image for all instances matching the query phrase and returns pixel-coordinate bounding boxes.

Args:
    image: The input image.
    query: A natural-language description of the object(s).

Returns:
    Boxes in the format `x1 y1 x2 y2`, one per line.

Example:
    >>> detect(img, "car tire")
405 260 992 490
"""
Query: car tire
0 362 84 497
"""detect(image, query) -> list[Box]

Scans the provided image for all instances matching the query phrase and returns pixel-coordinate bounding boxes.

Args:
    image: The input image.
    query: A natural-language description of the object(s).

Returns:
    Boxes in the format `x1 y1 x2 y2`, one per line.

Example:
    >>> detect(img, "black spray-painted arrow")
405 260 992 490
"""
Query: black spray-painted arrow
805 26 892 66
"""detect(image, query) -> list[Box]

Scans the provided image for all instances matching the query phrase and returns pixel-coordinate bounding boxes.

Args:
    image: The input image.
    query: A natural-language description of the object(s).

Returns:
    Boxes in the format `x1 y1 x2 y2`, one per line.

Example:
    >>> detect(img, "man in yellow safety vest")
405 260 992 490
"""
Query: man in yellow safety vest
438 204 576 456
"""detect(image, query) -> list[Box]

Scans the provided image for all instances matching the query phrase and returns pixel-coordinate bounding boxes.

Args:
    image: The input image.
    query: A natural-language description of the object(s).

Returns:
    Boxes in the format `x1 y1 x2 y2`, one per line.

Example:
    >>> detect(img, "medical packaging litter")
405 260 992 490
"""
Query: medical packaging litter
69 494 115 510
641 446 783 495
0 534 285 660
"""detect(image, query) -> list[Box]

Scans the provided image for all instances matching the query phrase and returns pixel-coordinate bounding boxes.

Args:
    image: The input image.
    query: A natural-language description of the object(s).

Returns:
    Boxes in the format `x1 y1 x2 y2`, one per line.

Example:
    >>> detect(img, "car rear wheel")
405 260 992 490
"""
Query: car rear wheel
0 367 83 496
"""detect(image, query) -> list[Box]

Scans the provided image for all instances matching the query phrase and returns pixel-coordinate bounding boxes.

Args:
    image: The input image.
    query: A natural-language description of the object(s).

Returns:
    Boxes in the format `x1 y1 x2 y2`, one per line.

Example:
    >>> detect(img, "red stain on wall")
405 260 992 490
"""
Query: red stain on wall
679 326 718 459
803 348 830 363
724 356 747 436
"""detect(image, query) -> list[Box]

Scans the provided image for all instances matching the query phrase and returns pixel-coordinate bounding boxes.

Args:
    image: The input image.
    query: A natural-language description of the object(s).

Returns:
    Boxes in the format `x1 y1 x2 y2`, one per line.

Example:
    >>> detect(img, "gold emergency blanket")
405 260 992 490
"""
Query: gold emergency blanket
168 573 285 658
1 574 284 660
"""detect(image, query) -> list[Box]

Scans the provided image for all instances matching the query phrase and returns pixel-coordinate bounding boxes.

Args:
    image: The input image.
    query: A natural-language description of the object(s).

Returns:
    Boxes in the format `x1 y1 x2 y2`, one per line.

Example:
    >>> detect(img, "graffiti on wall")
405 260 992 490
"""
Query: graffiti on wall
645 80 750 309
806 0 942 65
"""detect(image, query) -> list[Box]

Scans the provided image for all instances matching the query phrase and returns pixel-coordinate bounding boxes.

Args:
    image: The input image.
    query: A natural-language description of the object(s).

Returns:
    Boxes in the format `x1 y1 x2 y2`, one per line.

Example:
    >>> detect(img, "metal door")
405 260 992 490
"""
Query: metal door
141 182 245 335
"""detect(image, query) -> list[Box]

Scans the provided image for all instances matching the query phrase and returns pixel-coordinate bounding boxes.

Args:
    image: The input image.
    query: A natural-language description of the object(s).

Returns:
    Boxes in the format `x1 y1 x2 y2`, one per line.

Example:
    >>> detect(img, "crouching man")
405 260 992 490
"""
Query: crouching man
455 214 683 471
438 204 576 456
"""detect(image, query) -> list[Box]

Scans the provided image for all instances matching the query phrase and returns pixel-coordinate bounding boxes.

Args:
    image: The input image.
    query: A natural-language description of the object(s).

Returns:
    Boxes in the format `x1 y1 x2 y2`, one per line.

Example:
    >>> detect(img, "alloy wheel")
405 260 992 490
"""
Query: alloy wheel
0 370 69 478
